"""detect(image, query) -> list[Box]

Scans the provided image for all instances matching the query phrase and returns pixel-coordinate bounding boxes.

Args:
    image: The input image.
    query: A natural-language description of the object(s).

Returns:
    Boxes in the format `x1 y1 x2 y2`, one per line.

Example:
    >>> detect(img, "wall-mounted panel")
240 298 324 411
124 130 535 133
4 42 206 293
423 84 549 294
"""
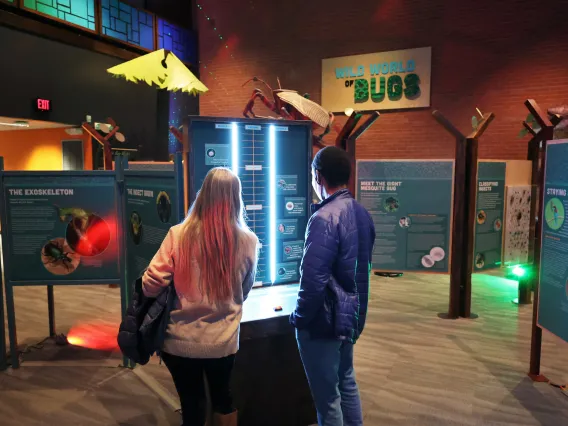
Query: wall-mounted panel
23 0 96 31
101 0 154 50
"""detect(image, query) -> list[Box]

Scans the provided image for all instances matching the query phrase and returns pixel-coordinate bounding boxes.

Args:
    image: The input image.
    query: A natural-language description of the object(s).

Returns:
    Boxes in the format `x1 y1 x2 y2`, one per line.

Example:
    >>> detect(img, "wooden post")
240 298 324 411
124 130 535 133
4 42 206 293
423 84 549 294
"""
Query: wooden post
344 112 380 196
523 99 554 381
432 110 494 319
462 113 495 318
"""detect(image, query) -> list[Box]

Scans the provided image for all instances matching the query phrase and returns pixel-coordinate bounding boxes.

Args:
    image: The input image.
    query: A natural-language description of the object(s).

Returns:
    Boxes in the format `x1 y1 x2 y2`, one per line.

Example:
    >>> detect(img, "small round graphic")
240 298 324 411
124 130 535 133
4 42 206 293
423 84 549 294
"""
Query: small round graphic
384 196 399 213
493 218 502 232
421 255 434 268
157 191 172 223
278 179 287 189
278 267 286 276
41 238 80 275
286 201 295 211
430 247 445 262
65 214 111 257
284 245 292 255
475 253 485 269
207 149 216 158
278 224 286 234
399 217 411 229
545 198 565 231
130 211 143 245
477 210 487 225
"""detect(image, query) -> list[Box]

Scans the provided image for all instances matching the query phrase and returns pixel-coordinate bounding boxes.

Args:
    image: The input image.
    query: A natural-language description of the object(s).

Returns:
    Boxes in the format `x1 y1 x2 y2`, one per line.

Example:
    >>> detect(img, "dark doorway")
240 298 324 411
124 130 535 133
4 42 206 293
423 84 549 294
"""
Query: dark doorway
62 140 84 170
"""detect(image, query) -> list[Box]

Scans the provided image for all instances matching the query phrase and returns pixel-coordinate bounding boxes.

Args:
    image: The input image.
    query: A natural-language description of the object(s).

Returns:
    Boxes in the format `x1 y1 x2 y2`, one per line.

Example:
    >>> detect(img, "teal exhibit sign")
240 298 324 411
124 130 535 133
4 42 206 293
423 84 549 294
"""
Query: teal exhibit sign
538 140 568 343
474 162 506 271
124 171 182 280
188 118 311 285
357 160 453 272
1 174 120 283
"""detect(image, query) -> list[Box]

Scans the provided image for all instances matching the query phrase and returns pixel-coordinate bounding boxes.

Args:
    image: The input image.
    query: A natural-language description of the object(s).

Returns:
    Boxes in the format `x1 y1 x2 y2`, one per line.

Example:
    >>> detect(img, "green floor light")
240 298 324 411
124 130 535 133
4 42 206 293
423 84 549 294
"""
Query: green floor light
512 265 526 278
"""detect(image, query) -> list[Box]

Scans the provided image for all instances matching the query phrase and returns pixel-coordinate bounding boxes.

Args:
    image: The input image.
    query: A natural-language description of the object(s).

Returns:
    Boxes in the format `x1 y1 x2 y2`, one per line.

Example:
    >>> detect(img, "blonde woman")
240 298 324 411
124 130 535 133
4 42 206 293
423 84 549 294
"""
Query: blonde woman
143 167 259 426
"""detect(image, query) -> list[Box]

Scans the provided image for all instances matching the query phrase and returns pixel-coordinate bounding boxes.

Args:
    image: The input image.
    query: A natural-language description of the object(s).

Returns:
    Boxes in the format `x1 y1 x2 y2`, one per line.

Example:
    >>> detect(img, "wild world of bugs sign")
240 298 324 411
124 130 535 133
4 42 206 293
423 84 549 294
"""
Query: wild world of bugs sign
321 47 432 113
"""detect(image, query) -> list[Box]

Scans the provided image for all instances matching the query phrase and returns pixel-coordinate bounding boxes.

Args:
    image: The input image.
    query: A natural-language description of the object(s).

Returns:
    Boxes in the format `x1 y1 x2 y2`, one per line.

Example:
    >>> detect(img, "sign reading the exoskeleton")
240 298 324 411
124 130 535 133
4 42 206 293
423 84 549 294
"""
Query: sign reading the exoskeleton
321 47 432 113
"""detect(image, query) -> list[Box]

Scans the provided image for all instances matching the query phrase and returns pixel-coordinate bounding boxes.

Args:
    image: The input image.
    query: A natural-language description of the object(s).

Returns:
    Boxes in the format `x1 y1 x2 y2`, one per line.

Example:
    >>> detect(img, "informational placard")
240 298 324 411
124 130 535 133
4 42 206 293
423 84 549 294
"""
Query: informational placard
1 174 120 283
538 140 568 342
473 162 506 271
322 47 431 112
357 160 453 272
124 172 181 280
503 185 531 266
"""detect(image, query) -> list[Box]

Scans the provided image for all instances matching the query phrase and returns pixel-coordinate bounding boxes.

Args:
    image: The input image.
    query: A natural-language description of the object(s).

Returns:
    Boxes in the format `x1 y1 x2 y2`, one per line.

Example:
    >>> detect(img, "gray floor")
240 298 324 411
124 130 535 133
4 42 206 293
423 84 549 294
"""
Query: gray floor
2 273 568 425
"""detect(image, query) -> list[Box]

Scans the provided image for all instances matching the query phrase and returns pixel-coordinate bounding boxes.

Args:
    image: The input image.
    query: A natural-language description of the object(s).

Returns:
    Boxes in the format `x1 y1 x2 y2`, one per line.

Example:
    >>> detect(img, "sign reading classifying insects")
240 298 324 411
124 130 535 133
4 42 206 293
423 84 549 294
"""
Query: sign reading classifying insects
321 47 432 113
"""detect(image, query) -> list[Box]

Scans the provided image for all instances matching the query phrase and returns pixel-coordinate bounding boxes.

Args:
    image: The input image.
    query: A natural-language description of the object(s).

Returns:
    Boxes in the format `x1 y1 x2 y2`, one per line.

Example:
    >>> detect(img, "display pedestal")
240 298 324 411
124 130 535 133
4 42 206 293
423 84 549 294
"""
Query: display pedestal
234 284 316 426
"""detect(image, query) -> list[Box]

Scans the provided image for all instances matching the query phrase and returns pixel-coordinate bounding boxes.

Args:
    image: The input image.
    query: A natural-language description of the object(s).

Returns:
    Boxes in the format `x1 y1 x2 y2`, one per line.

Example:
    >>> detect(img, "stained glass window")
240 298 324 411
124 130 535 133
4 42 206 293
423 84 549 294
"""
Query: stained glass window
23 0 96 31
101 0 155 50
158 18 197 65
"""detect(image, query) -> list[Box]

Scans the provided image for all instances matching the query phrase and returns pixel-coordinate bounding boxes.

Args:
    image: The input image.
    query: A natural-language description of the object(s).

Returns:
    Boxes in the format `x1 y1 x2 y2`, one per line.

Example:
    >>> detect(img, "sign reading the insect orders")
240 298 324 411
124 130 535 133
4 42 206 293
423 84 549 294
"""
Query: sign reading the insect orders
322 47 432 112
473 162 506 271
124 172 181 280
1 174 120 283
356 160 453 273
538 139 568 343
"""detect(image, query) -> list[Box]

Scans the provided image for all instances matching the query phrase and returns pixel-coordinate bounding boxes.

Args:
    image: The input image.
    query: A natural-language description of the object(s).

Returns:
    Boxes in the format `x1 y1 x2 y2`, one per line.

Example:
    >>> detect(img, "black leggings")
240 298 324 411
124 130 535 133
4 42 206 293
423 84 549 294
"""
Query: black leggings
162 352 235 426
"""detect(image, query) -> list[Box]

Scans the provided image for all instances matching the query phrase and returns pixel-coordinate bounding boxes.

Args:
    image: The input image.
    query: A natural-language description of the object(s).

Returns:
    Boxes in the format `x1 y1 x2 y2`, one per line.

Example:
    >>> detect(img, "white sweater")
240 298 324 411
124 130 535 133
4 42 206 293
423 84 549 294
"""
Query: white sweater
142 224 259 359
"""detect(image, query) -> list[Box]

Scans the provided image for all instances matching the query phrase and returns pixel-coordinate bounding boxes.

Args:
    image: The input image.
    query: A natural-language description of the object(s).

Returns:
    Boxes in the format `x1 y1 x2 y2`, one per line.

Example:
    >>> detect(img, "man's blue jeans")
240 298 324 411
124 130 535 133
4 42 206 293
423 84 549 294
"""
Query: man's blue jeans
296 329 363 426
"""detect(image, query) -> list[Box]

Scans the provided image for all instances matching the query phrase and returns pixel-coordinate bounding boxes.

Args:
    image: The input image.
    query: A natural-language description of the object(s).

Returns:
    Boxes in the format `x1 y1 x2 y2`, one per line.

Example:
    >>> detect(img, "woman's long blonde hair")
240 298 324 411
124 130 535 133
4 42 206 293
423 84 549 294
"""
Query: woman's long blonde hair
179 167 251 303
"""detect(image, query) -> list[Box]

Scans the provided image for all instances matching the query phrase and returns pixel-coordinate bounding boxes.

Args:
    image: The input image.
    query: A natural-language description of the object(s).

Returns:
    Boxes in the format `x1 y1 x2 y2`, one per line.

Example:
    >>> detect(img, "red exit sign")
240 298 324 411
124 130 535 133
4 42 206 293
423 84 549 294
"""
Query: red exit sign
35 98 51 112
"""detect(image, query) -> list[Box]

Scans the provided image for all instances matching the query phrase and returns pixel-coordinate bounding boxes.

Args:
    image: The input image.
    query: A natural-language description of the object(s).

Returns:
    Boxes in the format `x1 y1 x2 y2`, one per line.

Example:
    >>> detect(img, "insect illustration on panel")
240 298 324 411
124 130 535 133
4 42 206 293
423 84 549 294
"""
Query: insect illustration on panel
41 238 80 276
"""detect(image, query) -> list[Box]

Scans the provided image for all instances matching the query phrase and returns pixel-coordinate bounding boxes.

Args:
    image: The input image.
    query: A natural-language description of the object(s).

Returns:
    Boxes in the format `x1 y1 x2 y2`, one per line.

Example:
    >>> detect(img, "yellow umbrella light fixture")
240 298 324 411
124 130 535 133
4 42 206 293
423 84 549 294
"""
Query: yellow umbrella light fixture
107 49 209 95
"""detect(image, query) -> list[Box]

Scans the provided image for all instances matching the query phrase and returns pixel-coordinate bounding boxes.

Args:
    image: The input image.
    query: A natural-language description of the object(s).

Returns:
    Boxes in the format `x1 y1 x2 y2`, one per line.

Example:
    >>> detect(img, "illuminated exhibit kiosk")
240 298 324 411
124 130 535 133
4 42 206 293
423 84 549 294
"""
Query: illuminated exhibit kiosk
182 116 315 425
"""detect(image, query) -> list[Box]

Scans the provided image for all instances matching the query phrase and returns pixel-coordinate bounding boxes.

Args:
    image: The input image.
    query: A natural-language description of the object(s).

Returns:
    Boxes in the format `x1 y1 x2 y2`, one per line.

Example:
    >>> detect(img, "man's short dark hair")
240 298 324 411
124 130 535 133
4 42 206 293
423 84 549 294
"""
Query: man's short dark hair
312 146 351 188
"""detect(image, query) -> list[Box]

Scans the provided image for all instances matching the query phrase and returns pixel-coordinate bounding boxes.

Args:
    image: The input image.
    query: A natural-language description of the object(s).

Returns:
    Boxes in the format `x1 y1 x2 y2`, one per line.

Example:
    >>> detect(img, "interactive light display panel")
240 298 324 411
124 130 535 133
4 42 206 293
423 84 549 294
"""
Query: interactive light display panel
186 117 312 286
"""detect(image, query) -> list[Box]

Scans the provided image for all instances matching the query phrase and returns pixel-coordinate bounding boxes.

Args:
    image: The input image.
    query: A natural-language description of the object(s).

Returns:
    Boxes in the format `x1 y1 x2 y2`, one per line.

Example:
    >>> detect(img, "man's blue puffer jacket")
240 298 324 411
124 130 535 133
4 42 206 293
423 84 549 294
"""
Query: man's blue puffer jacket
290 189 376 343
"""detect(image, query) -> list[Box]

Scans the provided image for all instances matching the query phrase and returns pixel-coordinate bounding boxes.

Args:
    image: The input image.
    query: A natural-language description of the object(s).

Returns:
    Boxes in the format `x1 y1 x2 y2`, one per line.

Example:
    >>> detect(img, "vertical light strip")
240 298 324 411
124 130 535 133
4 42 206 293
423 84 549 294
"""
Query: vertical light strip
231 122 239 175
269 125 277 283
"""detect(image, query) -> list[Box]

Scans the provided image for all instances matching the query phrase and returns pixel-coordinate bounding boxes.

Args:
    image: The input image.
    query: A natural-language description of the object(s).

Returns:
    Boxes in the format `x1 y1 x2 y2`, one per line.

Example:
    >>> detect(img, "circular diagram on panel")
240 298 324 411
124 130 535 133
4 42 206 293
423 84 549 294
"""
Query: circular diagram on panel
421 255 434 268
284 245 292 255
475 253 485 269
399 217 411 229
430 247 445 262
129 211 143 245
493 218 502 232
278 224 286 234
384 196 399 213
207 148 216 158
477 210 487 225
65 214 111 257
157 191 172 224
278 267 286 276
545 198 565 231
286 201 295 212
41 238 80 275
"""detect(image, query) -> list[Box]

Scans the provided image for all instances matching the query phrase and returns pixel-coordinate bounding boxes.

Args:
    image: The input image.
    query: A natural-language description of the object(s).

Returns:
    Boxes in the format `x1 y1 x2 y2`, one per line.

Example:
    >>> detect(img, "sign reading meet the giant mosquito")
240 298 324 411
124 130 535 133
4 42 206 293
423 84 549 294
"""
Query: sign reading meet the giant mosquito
322 47 432 113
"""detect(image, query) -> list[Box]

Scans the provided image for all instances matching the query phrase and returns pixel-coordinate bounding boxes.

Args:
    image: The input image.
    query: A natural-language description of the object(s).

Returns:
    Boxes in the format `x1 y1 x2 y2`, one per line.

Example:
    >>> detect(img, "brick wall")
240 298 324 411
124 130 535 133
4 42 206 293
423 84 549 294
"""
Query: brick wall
197 0 568 160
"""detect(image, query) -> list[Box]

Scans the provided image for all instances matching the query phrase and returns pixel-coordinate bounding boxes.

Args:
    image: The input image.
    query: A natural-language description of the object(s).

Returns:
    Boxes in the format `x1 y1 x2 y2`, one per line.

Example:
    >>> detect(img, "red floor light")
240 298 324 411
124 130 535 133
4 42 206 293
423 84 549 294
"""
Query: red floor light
66 322 119 352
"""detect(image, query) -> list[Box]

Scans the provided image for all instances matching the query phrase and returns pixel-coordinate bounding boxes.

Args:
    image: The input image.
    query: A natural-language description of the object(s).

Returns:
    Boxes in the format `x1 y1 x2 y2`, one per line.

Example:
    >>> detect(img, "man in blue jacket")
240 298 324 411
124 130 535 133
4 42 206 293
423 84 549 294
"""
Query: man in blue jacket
291 146 376 426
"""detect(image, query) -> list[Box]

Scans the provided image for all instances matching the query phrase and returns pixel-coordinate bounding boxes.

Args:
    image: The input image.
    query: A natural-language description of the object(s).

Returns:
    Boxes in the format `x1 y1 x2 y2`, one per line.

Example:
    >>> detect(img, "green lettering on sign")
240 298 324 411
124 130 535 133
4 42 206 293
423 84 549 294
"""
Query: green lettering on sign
404 74 421 99
371 77 385 103
354 79 369 103
387 75 403 101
